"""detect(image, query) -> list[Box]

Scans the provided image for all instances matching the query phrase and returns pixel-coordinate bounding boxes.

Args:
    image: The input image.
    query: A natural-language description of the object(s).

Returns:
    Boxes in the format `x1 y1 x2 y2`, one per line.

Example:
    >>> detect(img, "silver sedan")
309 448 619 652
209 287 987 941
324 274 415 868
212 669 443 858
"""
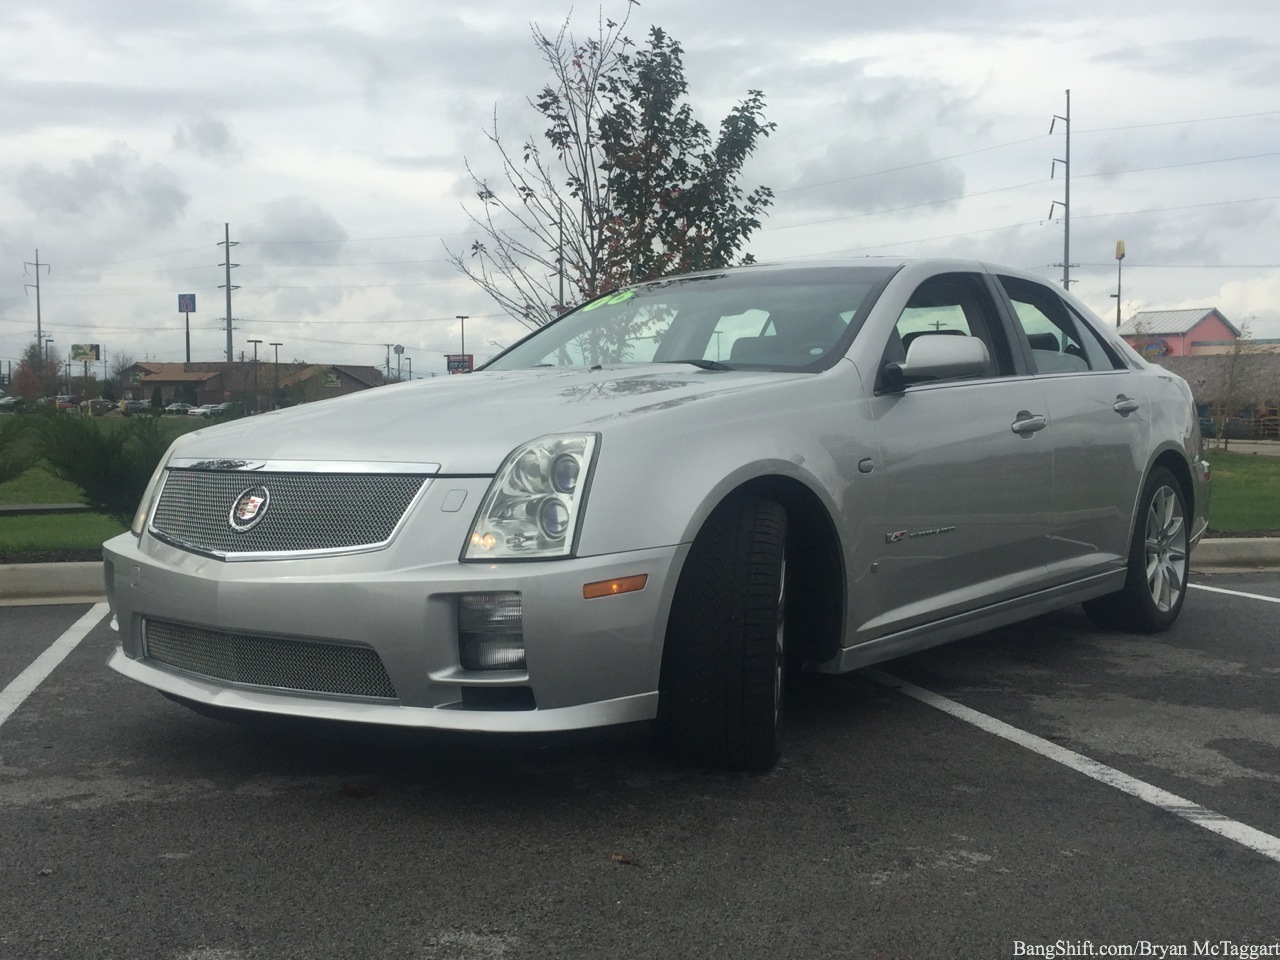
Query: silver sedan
103 258 1210 771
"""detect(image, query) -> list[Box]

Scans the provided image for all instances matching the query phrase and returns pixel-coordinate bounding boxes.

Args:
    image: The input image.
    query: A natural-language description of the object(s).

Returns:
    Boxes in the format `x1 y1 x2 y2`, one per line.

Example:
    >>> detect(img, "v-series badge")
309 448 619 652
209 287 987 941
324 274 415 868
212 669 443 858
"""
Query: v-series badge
885 526 957 544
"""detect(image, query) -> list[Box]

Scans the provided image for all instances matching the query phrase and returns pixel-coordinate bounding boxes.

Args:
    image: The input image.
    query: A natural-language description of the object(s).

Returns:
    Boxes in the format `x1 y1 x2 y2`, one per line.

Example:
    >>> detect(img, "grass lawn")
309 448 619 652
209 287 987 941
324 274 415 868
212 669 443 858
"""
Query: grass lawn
0 439 1275 560
0 512 127 560
0 462 86 504
1203 449 1280 533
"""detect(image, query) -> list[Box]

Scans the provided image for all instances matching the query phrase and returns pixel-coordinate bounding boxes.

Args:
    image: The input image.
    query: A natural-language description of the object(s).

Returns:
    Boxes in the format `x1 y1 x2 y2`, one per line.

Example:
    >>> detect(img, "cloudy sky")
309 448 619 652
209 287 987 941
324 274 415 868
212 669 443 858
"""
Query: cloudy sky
2 0 1278 378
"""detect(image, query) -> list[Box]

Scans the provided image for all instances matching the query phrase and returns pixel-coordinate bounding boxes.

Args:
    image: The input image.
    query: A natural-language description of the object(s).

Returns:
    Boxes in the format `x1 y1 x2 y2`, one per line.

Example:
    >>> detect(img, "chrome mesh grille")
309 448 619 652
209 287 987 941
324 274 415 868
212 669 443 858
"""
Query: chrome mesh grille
143 619 398 700
151 469 428 557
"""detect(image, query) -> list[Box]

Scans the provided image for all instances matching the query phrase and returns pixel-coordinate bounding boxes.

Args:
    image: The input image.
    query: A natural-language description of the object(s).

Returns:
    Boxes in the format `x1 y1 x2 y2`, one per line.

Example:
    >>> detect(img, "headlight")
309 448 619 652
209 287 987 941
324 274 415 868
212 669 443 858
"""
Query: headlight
130 457 170 537
464 434 598 560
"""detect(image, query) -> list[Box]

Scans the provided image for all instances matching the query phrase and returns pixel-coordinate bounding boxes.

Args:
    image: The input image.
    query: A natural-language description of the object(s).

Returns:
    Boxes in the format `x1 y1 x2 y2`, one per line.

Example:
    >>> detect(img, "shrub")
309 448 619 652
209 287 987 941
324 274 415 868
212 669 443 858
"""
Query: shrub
0 414 35 486
39 413 173 522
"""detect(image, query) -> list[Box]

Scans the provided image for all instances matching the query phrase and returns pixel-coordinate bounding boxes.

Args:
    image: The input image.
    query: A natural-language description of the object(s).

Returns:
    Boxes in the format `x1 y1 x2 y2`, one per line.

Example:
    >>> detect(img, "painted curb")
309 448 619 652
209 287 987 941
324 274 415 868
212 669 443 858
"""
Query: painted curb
0 562 105 602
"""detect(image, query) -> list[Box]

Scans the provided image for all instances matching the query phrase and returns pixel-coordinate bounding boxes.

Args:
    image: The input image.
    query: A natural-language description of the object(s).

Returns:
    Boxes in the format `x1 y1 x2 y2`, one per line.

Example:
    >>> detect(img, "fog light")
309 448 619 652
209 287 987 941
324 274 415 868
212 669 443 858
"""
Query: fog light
458 592 525 671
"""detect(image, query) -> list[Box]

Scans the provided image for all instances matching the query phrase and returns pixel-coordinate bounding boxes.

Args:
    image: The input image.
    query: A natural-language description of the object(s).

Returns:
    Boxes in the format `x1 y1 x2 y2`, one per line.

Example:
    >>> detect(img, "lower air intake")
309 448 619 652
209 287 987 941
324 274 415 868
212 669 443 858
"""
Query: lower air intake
143 619 397 700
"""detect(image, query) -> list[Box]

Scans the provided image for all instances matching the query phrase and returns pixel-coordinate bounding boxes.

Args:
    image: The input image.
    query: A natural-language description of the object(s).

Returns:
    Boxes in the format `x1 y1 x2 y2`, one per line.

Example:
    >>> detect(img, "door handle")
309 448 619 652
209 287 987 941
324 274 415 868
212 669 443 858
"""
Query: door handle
1113 395 1140 415
1011 411 1047 435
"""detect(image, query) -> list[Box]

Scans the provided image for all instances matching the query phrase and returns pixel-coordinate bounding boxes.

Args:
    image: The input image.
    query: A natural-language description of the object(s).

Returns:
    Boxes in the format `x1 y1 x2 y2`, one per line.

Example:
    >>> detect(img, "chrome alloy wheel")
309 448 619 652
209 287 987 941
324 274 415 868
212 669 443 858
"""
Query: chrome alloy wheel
1145 484 1187 613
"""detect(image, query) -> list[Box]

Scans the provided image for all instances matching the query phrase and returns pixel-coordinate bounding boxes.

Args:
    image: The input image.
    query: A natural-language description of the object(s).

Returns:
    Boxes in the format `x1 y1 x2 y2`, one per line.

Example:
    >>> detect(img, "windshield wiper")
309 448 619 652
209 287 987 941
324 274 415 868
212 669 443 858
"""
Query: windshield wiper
669 358 733 371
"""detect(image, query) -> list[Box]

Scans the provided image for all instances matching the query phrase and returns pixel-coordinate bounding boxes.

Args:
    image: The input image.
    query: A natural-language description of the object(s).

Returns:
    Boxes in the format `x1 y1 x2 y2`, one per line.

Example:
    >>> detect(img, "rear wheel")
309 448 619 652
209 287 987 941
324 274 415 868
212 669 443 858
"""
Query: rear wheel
658 497 788 772
1083 466 1189 633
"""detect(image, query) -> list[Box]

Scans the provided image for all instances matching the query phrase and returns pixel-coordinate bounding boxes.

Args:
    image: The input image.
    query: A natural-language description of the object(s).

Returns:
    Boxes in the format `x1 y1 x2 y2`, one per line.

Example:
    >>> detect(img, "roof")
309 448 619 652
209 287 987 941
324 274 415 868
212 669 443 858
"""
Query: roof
1117 308 1241 338
1154 353 1280 404
332 365 383 387
276 364 385 389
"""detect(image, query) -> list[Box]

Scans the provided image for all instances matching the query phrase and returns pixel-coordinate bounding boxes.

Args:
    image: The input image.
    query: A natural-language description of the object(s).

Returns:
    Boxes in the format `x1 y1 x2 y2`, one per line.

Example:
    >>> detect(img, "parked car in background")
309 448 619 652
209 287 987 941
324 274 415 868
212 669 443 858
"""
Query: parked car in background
88 399 115 416
0 395 25 412
120 399 151 416
190 404 221 418
165 402 195 415
104 258 1211 772
55 395 82 411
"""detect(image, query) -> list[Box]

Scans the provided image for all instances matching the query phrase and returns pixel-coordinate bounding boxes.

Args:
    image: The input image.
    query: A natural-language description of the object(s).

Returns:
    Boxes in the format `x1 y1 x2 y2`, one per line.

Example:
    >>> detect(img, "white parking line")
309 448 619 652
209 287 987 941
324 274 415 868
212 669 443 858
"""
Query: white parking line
0 602 110 730
866 669 1280 866
1190 583 1280 604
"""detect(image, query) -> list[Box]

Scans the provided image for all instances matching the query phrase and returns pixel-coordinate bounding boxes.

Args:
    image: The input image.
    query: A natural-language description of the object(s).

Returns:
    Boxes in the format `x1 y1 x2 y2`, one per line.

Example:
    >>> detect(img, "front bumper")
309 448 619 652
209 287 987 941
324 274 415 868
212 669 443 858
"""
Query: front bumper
104 479 686 733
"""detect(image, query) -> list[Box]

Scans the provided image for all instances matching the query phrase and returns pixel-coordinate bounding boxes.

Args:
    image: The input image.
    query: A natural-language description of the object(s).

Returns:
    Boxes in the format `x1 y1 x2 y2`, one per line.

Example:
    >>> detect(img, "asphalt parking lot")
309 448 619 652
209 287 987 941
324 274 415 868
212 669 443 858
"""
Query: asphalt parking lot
1 573 1277 960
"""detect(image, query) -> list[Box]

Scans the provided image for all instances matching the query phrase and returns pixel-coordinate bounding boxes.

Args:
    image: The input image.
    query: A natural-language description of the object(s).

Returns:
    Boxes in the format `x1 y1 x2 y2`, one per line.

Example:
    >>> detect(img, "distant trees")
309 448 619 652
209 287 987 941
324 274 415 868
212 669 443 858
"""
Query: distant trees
451 10 775 327
11 340 61 399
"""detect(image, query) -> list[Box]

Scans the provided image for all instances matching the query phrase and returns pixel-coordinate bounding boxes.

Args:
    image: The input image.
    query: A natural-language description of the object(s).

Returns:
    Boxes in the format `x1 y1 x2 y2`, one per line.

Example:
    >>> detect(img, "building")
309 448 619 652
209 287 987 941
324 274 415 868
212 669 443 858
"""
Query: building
276 364 386 406
1117 308 1240 359
123 361 385 408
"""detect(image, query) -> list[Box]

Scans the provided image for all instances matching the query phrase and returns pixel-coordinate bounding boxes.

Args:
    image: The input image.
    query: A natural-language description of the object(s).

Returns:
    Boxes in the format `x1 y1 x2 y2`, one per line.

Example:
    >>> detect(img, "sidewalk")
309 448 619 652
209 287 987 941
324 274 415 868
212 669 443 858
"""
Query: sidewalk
2 538 1277 605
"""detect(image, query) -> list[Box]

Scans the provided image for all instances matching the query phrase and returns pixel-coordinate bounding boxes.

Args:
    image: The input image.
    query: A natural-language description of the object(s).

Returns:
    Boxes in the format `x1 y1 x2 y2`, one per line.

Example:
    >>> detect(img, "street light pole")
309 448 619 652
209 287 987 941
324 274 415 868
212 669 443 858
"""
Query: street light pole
247 338 262 414
1114 240 1125 327
406 356 412 381
456 315 469 360
270 342 282 410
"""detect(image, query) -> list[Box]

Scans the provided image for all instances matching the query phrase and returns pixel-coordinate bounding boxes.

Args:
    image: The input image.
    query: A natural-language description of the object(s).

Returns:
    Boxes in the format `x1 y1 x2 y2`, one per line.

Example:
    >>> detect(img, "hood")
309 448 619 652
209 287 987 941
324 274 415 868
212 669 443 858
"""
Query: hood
169 364 802 473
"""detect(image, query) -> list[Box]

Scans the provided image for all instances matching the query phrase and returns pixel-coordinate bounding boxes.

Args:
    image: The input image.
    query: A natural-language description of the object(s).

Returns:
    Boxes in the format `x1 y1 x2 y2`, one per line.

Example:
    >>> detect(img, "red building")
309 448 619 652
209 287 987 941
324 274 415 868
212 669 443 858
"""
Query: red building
1116 308 1240 359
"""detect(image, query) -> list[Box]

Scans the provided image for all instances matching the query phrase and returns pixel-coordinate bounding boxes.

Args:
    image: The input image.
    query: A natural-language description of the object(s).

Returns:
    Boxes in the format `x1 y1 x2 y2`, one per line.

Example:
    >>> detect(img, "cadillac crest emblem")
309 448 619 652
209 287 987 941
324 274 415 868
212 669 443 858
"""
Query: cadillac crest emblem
229 486 271 532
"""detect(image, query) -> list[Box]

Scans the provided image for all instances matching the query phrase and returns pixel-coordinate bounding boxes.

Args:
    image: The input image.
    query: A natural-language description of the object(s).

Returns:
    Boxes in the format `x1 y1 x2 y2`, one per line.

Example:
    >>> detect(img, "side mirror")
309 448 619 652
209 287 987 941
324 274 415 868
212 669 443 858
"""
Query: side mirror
882 334 989 391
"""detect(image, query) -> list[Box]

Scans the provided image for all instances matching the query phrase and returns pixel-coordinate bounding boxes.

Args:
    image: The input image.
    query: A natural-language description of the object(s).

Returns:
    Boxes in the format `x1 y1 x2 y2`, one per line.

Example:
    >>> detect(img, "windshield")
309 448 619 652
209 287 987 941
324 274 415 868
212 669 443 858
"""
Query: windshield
485 266 896 372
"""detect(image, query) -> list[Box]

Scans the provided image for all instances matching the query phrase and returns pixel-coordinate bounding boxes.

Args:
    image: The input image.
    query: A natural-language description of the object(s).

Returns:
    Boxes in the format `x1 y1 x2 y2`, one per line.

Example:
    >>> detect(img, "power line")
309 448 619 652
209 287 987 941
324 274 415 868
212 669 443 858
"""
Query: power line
765 179 1048 232
1076 109 1280 135
1076 151 1280 179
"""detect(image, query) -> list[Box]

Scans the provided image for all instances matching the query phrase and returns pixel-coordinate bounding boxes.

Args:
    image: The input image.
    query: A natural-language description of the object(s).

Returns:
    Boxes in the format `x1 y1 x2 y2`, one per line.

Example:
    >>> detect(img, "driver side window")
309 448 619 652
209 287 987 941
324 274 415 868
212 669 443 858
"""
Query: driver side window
881 272 1013 381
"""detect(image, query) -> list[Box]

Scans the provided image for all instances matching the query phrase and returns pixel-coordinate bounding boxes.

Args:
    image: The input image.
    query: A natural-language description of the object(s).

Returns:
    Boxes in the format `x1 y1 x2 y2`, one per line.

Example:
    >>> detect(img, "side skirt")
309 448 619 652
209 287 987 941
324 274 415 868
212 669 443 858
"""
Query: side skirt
816 569 1126 674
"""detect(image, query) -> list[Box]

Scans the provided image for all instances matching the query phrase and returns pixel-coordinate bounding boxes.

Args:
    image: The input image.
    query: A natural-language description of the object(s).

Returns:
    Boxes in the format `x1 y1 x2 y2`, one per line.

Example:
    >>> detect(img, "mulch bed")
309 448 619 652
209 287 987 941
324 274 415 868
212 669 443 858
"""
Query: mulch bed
1 548 105 564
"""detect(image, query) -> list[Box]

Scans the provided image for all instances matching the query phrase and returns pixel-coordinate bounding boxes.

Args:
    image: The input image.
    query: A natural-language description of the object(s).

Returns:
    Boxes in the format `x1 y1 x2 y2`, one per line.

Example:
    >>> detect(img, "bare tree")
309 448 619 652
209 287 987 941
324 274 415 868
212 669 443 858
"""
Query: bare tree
110 351 137 395
1211 318 1258 451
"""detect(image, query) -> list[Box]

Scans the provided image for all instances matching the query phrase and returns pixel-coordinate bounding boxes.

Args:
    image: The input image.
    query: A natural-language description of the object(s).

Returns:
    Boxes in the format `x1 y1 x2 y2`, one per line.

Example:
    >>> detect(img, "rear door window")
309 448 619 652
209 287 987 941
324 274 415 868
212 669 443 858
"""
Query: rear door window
997 275 1124 374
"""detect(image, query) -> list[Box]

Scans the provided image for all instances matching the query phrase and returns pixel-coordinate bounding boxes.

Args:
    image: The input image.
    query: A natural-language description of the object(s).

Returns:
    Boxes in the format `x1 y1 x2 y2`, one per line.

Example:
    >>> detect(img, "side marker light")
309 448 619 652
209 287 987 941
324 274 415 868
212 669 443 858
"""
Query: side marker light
582 575 648 600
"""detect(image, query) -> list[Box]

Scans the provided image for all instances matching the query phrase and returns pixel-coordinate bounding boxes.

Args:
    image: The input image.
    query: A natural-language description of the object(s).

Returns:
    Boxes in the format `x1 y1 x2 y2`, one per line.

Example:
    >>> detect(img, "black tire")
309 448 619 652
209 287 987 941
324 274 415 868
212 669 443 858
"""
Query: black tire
658 496 787 772
1083 466 1189 633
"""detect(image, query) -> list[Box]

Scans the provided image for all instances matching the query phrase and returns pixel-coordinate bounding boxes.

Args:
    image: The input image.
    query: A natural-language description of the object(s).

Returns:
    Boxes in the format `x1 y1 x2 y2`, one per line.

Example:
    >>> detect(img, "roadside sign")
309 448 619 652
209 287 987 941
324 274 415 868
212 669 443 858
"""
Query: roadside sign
70 343 101 362
178 294 197 313
446 354 473 374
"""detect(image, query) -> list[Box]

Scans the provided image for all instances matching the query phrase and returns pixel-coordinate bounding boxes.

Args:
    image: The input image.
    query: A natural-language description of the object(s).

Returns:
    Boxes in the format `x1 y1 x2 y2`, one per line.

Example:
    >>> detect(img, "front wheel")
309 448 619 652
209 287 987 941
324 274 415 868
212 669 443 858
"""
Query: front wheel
1083 466 1189 633
658 496 788 772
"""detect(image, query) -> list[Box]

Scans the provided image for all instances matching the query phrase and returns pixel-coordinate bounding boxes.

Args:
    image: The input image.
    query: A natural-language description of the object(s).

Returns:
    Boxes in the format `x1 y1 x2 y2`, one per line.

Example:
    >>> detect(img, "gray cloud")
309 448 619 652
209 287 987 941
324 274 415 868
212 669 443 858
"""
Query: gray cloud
17 143 189 229
172 117 243 163
241 197 350 266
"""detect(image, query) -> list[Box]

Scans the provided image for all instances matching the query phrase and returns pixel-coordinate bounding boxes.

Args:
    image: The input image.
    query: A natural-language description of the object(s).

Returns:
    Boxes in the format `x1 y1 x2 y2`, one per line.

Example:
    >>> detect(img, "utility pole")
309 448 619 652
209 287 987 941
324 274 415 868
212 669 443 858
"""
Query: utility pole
270 342 282 410
248 338 262 414
383 343 393 380
218 224 239 362
1049 90 1074 288
24 249 50 345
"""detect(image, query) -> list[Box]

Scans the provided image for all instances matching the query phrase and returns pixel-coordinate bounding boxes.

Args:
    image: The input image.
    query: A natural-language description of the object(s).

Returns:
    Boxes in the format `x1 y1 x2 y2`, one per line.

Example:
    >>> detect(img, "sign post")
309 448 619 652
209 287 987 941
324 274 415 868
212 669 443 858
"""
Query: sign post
178 294 197 362
70 344 100 397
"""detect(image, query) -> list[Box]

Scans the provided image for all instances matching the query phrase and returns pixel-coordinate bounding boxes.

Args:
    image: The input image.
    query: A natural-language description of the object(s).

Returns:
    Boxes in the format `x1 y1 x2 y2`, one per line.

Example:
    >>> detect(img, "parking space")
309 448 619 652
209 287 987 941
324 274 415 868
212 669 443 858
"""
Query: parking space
0 575 1276 959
